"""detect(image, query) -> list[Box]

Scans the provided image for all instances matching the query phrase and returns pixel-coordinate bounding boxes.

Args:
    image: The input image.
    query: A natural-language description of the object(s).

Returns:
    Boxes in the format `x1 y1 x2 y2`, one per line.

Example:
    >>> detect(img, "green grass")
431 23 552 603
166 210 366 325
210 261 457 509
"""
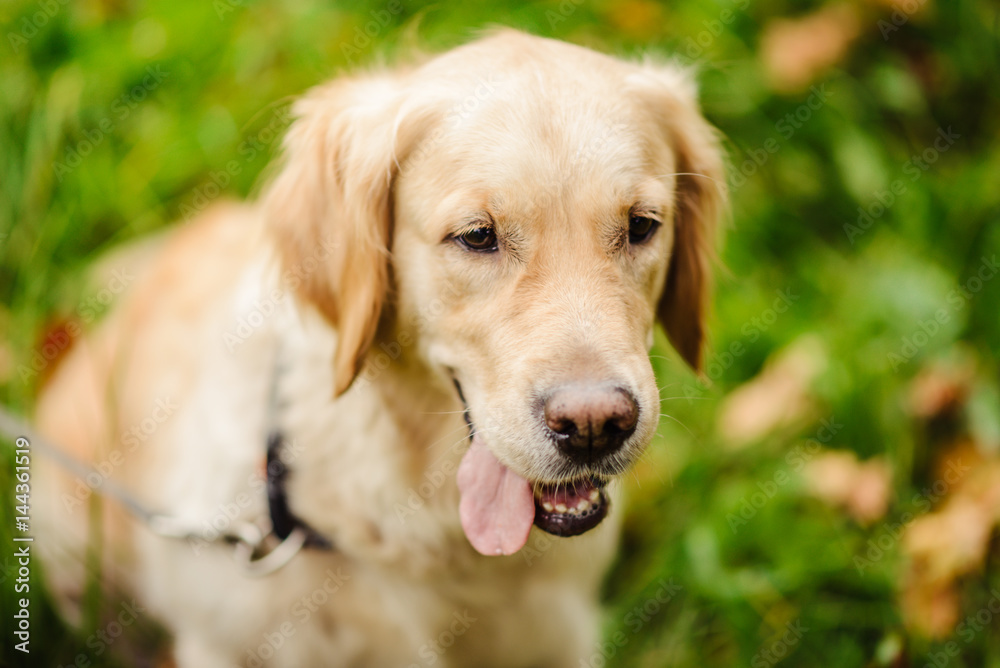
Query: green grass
2 0 1000 666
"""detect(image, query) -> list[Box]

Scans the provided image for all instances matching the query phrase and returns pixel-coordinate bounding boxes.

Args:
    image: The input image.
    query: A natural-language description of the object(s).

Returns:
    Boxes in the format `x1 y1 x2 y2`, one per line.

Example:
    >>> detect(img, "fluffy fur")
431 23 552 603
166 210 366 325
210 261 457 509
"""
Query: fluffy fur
32 30 725 667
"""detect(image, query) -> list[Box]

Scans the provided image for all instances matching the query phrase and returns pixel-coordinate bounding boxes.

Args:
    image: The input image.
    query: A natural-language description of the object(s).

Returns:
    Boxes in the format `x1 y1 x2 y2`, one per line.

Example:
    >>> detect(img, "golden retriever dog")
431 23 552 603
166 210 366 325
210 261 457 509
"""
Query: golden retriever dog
32 29 724 667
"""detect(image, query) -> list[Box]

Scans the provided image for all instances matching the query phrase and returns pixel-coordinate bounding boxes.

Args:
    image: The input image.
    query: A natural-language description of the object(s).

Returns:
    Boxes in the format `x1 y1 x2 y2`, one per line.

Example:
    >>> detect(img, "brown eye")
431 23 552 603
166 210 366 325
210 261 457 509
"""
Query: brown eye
457 226 498 252
628 213 659 245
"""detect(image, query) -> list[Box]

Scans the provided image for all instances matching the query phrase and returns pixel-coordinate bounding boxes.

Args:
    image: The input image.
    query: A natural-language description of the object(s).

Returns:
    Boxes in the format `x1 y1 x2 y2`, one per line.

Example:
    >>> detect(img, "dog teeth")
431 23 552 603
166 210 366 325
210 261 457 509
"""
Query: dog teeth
538 488 602 515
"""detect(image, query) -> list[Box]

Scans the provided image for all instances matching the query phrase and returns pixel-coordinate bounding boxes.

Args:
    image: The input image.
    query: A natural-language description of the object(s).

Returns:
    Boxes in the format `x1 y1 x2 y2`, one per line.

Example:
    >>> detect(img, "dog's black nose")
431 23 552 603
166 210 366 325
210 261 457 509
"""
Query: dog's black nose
544 384 638 463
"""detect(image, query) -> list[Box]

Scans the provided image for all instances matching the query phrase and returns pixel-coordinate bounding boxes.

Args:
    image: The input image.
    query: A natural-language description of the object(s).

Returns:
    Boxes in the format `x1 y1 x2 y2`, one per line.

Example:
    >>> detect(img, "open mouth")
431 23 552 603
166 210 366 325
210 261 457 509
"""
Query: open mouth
456 434 612 556
532 477 609 537
452 378 611 556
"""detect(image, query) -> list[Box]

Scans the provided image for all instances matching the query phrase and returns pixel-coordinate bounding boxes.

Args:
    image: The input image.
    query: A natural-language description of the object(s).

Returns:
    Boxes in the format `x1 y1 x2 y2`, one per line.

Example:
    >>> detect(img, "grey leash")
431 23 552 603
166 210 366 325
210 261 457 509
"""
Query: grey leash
0 399 309 577
0 405 165 529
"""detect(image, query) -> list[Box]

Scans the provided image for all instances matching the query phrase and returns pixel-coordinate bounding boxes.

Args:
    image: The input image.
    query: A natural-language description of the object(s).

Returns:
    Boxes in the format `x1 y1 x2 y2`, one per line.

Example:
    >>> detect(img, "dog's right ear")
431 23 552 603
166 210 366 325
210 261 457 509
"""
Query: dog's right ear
629 63 727 373
263 74 407 397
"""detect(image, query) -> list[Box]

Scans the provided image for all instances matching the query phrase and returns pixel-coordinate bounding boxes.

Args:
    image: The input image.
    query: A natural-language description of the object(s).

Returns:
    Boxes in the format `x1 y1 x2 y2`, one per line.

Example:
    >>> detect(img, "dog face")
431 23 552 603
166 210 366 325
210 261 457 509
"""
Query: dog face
265 31 725 555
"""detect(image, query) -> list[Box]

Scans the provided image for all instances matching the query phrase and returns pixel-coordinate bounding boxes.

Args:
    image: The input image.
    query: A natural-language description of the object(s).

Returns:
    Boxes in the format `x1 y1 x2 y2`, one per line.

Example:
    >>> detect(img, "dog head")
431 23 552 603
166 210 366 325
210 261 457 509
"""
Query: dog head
265 31 725 555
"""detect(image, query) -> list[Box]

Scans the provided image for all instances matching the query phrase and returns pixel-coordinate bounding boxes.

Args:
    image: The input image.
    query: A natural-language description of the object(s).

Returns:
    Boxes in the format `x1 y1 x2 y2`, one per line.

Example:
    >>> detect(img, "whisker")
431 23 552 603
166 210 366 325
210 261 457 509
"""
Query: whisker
658 413 695 438
657 382 694 394
424 422 477 464
627 463 643 490
658 395 712 402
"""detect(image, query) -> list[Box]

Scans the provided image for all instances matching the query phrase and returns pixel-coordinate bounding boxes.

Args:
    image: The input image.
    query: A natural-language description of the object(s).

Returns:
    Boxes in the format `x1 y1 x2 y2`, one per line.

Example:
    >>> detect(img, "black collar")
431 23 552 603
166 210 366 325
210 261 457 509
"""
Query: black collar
266 431 333 550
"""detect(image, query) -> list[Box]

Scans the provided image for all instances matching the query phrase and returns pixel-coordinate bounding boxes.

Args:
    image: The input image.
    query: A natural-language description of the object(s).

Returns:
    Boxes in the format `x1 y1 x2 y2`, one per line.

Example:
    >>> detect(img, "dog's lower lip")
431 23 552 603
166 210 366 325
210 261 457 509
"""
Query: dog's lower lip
532 477 609 537
448 375 610 538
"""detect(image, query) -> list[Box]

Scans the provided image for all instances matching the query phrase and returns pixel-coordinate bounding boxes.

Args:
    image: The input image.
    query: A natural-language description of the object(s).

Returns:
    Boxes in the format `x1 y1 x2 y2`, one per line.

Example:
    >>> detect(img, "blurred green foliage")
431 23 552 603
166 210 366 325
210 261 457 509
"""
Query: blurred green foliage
2 0 999 666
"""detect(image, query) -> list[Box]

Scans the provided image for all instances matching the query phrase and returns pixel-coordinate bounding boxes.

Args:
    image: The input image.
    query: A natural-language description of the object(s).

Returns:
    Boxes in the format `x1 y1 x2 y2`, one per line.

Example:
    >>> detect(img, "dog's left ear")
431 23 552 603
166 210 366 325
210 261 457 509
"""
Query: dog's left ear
631 63 727 372
263 72 414 396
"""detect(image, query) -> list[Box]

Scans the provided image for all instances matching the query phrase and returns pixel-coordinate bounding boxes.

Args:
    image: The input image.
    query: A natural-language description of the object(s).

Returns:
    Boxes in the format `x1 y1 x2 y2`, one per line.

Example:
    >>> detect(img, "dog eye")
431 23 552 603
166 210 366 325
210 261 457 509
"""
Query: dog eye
628 213 659 245
456 226 499 252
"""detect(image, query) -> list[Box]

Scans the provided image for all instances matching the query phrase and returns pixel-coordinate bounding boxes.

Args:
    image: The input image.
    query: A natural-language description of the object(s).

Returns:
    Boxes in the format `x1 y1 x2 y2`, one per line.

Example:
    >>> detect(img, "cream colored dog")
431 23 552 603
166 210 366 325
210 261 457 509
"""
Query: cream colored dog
33 29 724 667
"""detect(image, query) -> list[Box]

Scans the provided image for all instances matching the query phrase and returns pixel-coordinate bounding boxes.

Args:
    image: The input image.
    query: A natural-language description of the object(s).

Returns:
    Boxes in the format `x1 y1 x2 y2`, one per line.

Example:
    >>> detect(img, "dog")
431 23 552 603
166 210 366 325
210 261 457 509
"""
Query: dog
32 29 725 667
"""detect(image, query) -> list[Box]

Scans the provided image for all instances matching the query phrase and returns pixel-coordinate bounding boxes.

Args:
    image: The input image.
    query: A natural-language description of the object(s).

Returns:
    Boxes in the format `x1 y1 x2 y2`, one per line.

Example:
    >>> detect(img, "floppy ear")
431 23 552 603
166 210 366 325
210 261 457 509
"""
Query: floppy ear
632 64 727 372
263 73 406 396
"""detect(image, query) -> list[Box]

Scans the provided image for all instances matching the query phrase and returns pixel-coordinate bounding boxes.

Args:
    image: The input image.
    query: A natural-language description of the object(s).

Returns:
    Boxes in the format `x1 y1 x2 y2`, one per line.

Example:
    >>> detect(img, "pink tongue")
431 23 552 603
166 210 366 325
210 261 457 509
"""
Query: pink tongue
457 436 535 556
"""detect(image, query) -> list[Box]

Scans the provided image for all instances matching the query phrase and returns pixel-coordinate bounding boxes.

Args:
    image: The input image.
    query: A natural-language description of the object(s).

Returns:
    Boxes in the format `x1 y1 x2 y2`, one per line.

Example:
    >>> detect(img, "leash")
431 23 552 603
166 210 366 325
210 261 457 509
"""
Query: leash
0 351 332 576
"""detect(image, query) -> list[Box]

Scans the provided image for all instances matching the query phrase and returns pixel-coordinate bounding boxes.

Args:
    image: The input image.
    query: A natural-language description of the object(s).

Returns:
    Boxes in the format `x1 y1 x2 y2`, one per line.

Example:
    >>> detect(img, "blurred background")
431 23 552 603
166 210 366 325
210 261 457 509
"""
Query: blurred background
1 0 999 666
